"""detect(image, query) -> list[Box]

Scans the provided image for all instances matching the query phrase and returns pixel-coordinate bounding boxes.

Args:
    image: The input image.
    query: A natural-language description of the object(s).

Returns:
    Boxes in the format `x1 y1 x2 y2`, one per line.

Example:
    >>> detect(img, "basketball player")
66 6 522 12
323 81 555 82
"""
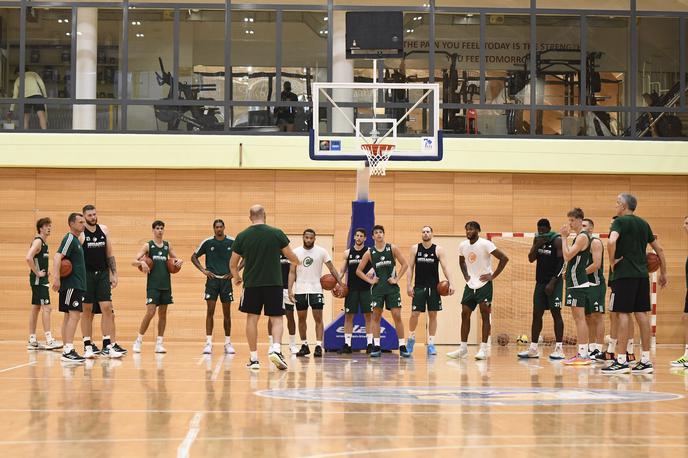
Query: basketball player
407 226 455 356
519 218 565 360
52 213 87 363
80 205 125 359
191 219 235 355
230 205 300 370
267 251 299 355
603 194 667 374
289 229 343 357
671 216 688 367
339 228 373 354
355 225 410 358
582 218 606 362
26 217 60 350
448 221 509 360
132 220 183 354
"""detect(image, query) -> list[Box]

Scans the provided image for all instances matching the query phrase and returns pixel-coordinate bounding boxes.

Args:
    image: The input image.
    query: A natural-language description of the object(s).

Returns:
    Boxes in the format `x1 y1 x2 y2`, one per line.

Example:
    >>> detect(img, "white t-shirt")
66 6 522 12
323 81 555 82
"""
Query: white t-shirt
293 245 331 294
459 237 497 290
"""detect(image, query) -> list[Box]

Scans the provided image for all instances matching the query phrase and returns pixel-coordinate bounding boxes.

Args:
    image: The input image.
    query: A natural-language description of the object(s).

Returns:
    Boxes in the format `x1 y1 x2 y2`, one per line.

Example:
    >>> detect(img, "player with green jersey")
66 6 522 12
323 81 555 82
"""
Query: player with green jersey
25 217 60 350
355 225 410 358
191 219 235 355
582 218 606 362
132 220 183 354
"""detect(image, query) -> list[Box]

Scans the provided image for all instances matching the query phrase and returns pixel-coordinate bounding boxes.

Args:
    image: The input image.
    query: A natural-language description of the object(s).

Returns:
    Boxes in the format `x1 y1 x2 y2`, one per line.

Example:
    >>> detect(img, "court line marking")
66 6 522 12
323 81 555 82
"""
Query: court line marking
0 362 37 374
210 358 224 381
176 412 203 458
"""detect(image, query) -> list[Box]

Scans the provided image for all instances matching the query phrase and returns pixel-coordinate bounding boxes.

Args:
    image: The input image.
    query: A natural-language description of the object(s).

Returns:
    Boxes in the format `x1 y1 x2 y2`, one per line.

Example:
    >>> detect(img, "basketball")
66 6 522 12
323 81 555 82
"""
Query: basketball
167 257 182 274
138 256 154 273
497 333 509 346
332 283 349 298
320 274 337 290
437 280 450 296
60 259 72 277
563 335 578 346
647 252 660 273
516 334 529 345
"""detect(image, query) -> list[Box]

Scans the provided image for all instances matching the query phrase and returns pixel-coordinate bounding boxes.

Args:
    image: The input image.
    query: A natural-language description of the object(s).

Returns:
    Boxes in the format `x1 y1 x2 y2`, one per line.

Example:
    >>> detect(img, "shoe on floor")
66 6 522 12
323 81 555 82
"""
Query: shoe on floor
269 352 288 370
202 342 212 354
296 344 310 357
427 344 437 356
518 349 540 359
224 343 236 354
155 343 167 354
447 348 468 359
314 345 323 357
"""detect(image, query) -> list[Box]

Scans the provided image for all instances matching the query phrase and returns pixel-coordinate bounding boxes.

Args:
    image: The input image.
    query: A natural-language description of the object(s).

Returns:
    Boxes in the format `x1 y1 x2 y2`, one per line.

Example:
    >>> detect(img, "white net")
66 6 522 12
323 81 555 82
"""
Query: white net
362 144 394 176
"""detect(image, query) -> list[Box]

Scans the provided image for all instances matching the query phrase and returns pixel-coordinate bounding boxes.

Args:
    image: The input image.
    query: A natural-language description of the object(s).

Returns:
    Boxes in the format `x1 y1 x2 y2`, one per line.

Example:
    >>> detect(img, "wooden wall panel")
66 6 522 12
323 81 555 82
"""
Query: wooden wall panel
1 168 686 345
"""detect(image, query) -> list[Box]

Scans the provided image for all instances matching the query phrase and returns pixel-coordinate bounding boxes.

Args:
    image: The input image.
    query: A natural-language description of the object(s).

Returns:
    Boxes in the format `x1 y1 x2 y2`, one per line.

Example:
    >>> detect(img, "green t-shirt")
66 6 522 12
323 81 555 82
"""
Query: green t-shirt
195 236 233 276
370 243 399 293
566 231 591 288
609 215 655 281
147 240 171 290
30 236 49 286
58 232 86 291
232 224 289 288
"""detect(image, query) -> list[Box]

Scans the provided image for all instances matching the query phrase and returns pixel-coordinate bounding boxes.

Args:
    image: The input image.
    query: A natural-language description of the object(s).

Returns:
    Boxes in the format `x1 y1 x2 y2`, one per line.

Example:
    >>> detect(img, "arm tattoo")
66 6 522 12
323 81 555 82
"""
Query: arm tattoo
107 256 117 274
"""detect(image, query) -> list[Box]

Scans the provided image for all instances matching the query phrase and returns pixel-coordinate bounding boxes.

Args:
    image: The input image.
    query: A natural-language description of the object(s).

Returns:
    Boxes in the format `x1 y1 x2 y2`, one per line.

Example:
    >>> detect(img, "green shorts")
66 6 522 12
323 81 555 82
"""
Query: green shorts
84 270 112 304
565 287 592 313
204 278 233 303
344 289 373 314
533 279 563 310
587 283 606 314
371 285 402 310
461 282 493 310
295 293 324 311
147 288 173 306
31 284 51 306
412 286 442 312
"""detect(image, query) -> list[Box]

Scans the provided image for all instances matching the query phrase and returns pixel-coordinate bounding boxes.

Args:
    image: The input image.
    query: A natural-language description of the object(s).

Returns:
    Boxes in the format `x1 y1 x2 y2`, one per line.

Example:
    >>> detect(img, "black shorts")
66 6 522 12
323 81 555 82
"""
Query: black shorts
27 94 46 113
239 286 284 316
609 278 650 313
684 290 688 314
59 288 84 313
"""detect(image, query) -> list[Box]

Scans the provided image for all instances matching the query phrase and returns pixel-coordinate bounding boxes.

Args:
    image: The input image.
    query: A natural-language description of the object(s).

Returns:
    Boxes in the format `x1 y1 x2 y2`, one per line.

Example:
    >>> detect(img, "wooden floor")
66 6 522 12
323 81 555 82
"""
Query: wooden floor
1 342 688 458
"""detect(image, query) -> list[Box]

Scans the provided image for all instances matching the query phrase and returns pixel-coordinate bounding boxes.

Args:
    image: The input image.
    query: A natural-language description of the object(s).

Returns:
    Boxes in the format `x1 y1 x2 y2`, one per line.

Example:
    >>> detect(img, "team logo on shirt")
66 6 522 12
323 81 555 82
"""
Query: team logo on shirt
468 253 477 263
210 247 215 251
304 256 314 267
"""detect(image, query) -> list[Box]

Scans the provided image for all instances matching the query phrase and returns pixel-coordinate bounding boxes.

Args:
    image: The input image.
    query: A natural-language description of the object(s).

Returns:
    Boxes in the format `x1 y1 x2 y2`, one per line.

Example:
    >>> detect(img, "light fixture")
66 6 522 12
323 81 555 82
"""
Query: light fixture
135 33 144 38
247 66 253 73
65 32 70 36
467 13 474 17
324 16 328 21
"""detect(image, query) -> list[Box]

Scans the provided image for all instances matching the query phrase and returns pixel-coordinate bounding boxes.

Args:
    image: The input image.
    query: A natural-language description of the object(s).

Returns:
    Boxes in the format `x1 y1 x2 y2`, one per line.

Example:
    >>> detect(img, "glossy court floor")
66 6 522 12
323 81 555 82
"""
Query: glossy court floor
1 342 687 458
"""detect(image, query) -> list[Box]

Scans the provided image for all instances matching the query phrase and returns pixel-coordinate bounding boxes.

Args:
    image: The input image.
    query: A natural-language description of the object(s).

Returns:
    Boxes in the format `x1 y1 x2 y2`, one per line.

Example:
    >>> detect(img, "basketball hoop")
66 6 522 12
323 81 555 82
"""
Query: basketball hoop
361 143 394 176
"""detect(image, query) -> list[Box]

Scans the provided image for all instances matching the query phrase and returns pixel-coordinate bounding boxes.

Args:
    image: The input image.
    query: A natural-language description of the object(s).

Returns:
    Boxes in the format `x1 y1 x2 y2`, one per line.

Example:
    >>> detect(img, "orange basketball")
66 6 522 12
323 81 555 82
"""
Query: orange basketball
60 259 72 277
320 274 337 290
646 252 660 273
437 280 451 296
333 283 349 298
167 257 182 274
496 333 509 346
138 256 154 273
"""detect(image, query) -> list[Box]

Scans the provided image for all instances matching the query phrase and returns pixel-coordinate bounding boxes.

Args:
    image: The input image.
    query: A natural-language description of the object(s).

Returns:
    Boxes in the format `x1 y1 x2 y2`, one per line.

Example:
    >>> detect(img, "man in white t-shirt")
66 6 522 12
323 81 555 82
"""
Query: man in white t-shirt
448 221 509 361
289 229 343 358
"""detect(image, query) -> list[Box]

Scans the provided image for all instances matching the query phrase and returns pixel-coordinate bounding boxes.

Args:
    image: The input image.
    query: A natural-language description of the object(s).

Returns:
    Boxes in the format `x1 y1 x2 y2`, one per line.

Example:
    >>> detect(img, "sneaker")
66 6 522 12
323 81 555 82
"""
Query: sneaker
269 352 288 370
366 343 374 354
407 336 416 354
224 343 236 354
61 349 86 363
202 342 212 355
369 346 382 358
563 355 591 366
601 359 630 374
155 343 167 354
427 344 437 356
447 348 468 359
296 344 310 357
45 340 63 351
91 342 102 355
132 340 142 353
112 343 127 355
290 344 300 355
84 345 98 359
670 356 688 367
340 343 352 354
314 345 323 357
518 349 540 359
549 349 565 360
632 360 654 374
601 351 615 362
246 359 260 370
27 340 40 351
474 348 488 360
626 352 636 363
588 349 601 360
399 345 411 358
104 345 124 359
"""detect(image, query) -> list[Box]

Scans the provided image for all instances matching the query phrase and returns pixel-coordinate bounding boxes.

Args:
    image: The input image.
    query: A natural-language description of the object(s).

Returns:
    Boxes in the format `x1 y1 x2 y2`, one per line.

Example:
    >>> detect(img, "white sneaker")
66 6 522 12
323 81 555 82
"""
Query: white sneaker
290 344 300 355
27 340 40 350
45 339 62 350
155 343 167 354
84 345 97 359
105 345 124 359
203 342 212 354
549 349 566 360
132 340 142 353
224 343 235 354
447 348 468 359
475 348 488 360
518 349 540 359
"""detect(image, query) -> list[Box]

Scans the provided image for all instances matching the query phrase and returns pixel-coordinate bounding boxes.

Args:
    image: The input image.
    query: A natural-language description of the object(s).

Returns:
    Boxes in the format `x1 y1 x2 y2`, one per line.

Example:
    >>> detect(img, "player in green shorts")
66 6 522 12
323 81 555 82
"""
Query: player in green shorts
25 217 60 350
132 220 183 354
582 218 606 362
191 219 235 355
355 225 409 358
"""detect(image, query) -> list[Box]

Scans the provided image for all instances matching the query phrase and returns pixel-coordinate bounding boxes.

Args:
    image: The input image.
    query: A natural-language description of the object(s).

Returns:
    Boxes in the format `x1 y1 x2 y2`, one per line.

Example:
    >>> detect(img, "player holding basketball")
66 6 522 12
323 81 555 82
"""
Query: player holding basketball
26 217 60 350
52 213 87 363
602 194 667 374
339 228 373 354
407 226 455 356
519 218 565 360
289 229 343 357
80 205 125 359
191 219 235 355
671 216 688 367
582 218 606 362
132 220 183 354
356 225 410 358
448 221 508 360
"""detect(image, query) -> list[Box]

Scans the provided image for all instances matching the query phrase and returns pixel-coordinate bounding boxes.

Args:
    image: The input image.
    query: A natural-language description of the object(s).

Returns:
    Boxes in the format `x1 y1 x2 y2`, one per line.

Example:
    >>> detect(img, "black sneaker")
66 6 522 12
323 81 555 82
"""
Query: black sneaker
112 343 128 355
601 359 630 374
341 344 352 354
632 360 654 374
296 344 310 357
399 345 411 358
366 343 374 354
246 359 260 370
314 345 323 357
588 349 602 362
61 349 86 363
269 352 288 370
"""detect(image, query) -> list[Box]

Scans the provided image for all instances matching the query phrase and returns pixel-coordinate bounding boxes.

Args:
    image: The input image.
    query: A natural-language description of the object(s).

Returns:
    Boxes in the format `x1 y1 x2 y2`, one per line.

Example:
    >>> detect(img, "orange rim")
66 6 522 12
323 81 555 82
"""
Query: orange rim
361 144 395 155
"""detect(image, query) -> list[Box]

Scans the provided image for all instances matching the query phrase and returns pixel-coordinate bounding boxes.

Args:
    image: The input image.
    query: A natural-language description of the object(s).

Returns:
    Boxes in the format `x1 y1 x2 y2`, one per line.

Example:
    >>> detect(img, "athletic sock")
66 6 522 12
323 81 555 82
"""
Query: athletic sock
271 343 281 353
29 334 37 342
302 340 308 346
641 351 651 364
374 338 381 346
555 342 563 350
409 331 416 339
607 338 617 354
250 351 258 362
578 344 588 358
136 334 144 343
289 335 296 345
268 335 274 346
588 343 595 353
627 339 634 354
529 342 538 351
44 331 52 341
480 342 488 351
684 344 688 358
103 336 111 348
316 341 322 347
64 343 74 353
399 338 406 346
366 333 373 345
206 335 212 344
345 334 352 346
617 353 627 364
460 342 468 351
156 336 163 344
428 336 435 345
225 336 231 344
